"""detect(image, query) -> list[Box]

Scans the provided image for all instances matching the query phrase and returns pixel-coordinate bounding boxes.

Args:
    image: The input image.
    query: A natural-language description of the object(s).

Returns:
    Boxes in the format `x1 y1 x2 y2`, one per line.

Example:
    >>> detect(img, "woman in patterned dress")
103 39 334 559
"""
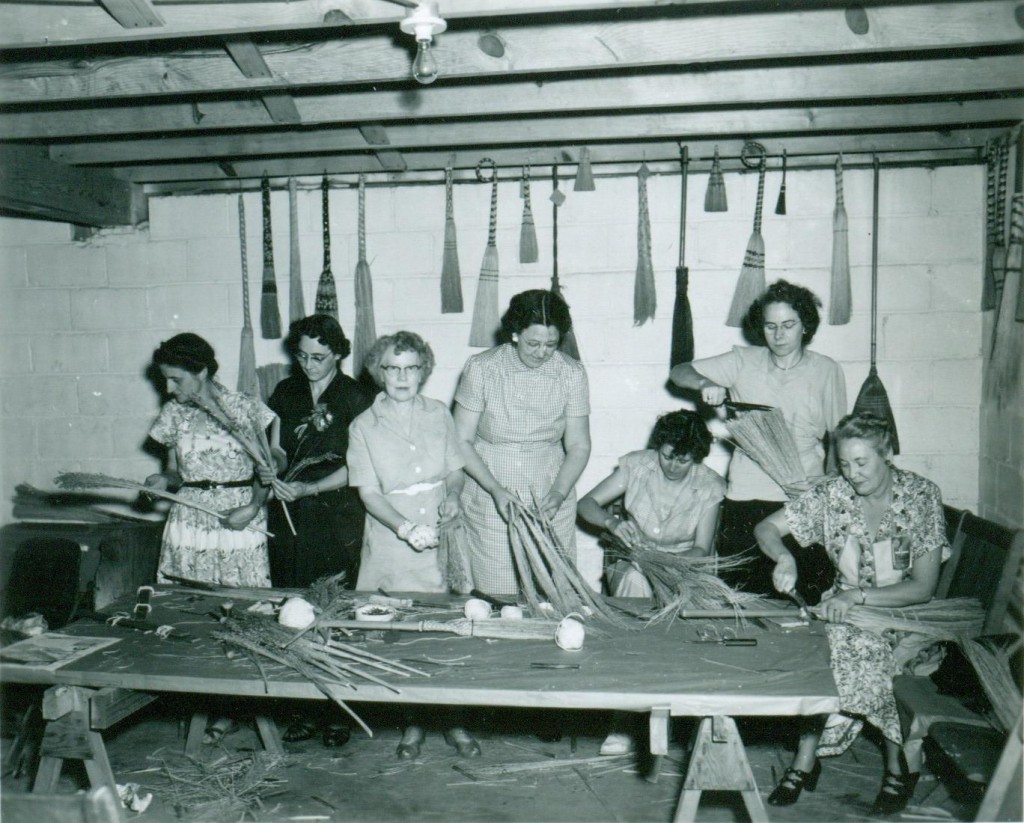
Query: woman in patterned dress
577 409 725 756
453 289 591 597
754 412 950 815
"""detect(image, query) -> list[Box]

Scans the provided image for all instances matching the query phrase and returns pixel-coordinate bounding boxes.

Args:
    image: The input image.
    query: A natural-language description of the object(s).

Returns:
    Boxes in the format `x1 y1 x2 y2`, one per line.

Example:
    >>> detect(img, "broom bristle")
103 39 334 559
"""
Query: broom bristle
519 203 539 263
634 164 656 325
725 234 765 327
315 270 338 318
238 326 259 398
829 227 851 325
469 249 500 347
260 276 282 339
704 147 728 212
574 147 595 192
726 408 806 487
441 219 464 313
853 369 900 454
287 178 306 324
353 259 376 376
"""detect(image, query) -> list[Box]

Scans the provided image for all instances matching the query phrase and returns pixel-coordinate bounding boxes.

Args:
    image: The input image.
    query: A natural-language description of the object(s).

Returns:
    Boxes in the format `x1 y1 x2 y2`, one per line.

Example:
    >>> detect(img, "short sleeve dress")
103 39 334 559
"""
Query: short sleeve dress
149 384 275 587
347 393 465 593
454 345 590 596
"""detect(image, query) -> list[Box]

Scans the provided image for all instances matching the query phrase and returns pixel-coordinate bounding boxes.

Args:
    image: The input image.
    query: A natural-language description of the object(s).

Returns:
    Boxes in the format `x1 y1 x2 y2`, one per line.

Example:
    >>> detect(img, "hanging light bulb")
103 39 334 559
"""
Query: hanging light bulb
399 2 447 86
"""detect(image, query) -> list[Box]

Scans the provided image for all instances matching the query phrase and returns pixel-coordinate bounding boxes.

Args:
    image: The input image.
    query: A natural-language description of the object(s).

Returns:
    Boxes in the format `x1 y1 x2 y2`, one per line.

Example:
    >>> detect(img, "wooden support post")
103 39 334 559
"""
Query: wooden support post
33 686 118 798
646 705 671 784
674 715 768 823
186 712 283 756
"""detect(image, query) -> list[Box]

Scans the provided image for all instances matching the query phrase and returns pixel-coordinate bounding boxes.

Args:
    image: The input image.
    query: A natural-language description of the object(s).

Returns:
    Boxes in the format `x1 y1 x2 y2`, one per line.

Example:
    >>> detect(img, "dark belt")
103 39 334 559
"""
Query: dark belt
180 477 253 490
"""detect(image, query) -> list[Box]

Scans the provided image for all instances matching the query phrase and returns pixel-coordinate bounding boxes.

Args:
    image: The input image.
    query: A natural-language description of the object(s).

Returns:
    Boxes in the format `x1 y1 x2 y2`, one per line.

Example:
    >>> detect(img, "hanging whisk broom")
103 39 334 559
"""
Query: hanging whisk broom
236 195 259 399
315 174 339 320
634 162 656 325
829 154 852 325
704 145 728 212
519 165 539 264
574 147 595 192
440 166 464 313
259 176 282 339
352 175 377 377
726 148 767 327
469 158 501 347
287 178 306 323
774 149 787 215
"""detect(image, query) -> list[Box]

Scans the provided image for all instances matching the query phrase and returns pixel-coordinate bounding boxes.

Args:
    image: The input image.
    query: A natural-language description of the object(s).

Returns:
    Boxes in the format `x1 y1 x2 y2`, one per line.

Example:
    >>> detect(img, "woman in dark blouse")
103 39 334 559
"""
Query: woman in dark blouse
266 314 374 589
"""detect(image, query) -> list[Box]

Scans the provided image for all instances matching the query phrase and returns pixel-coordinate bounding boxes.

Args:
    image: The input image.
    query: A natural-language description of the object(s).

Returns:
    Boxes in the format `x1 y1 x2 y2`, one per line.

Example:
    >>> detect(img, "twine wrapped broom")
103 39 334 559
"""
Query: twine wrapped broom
259 176 282 339
469 158 500 347
519 165 539 263
314 174 339 320
574 146 595 192
438 517 474 594
550 164 580 360
670 144 694 367
990 137 1010 310
54 472 272 537
352 175 377 377
634 163 656 326
828 154 852 325
726 152 767 327
983 139 999 310
440 166 464 313
988 191 1023 402
726 407 807 490
704 145 727 212
236 195 259 399
774 148 787 216
287 177 306 323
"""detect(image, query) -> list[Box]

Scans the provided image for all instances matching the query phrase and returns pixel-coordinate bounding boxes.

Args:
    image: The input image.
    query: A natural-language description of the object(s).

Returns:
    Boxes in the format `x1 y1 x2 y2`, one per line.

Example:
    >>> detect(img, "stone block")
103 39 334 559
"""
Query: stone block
78 374 160 417
896 406 977 455
929 453 979 504
877 168 935 217
149 195 229 240
0 247 27 288
107 240 188 286
0 337 32 375
146 283 232 330
930 263 981 311
995 464 1023 523
71 288 148 331
0 289 71 332
38 417 114 459
880 214 983 265
31 334 109 374
0 217 71 246
881 312 980 360
0 417 36 463
930 166 984 214
930 360 982 405
26 244 106 287
110 416 157 458
106 329 167 374
185 237 240 284
0 375 79 416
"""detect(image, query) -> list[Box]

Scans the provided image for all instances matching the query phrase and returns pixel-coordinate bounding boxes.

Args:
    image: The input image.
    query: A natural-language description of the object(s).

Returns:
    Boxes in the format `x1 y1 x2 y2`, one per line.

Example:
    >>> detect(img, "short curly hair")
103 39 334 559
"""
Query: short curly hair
364 331 435 388
744 280 822 346
834 411 895 457
153 333 219 378
285 314 351 360
648 409 713 462
500 289 573 340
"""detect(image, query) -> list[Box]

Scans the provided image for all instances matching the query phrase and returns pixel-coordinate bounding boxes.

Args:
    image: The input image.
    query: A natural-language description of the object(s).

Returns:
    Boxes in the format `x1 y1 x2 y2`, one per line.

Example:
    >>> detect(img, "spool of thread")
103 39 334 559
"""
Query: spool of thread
555 616 585 651
464 598 492 620
500 605 524 620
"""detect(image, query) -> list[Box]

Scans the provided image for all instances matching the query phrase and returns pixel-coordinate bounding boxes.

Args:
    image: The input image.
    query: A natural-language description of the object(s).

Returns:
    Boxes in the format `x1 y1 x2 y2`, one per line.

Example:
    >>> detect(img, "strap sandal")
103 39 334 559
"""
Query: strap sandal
444 727 482 758
202 718 239 746
766 759 821 806
870 770 919 816
282 715 319 743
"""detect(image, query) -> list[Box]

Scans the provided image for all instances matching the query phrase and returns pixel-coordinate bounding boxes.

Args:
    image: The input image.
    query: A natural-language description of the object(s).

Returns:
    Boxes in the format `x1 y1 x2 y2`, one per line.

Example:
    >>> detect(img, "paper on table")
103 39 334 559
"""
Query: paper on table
0 633 120 671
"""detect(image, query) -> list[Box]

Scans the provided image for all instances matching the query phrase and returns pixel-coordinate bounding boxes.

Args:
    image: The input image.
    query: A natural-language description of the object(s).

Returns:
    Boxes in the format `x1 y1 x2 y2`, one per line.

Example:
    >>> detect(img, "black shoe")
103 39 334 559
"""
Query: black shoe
444 727 481 758
282 715 318 743
870 770 919 816
767 759 821 806
396 726 424 760
322 722 351 748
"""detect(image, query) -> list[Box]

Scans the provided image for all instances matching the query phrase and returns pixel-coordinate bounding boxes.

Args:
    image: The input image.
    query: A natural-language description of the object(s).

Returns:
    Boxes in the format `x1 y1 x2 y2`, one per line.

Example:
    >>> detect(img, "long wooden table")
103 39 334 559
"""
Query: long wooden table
1 587 840 822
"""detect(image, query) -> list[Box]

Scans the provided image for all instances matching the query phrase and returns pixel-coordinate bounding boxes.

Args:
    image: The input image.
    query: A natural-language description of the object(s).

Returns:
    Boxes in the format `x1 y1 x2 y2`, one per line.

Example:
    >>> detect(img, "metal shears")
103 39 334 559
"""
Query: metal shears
692 624 757 646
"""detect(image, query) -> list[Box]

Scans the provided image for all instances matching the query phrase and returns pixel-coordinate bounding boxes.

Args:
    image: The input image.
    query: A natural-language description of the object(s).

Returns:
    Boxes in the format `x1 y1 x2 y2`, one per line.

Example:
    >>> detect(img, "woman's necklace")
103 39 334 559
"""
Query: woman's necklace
770 350 804 371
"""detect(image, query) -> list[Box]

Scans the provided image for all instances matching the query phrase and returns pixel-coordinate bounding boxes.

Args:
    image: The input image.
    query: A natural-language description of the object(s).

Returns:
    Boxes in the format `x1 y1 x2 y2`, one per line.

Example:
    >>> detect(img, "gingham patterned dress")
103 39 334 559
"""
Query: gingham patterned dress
454 345 590 596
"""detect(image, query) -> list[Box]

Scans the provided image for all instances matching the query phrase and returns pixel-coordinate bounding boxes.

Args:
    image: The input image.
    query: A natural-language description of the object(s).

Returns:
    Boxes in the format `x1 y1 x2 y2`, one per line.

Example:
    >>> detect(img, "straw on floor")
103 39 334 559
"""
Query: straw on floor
235 195 259 399
258 175 282 339
704 145 727 212
352 175 377 377
440 166 464 313
287 177 306 323
315 174 339 319
726 155 767 327
469 158 500 347
634 163 656 326
828 154 851 325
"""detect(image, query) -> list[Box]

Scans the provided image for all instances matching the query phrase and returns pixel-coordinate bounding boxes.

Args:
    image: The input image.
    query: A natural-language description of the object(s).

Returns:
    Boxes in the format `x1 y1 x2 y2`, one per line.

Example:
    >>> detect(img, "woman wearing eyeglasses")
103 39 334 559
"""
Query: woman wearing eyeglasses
265 315 374 591
669 281 846 601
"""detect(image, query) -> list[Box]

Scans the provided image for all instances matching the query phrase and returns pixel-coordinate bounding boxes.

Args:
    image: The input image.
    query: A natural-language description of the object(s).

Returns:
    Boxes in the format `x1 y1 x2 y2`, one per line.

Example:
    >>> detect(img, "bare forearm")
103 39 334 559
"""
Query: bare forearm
577 496 618 532
551 444 590 498
754 519 794 564
457 442 503 496
670 363 711 391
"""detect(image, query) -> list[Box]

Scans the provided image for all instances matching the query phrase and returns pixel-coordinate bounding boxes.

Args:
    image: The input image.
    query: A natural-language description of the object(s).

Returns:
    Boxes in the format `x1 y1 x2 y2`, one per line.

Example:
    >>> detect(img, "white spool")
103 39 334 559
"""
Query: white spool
500 605 524 620
463 598 492 620
278 596 316 629
555 616 585 651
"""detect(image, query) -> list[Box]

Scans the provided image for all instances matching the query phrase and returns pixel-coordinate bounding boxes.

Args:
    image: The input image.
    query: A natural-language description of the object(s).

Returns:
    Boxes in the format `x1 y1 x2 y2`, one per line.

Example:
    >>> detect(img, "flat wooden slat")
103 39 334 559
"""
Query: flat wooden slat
223 37 301 124
0 3 1018 103
89 687 156 730
96 0 164 28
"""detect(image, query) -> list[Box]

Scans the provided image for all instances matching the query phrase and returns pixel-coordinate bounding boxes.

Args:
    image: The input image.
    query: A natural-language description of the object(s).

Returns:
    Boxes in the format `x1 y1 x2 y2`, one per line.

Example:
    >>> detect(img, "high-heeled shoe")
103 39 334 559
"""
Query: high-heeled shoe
766 758 821 806
444 727 482 758
396 725 425 760
870 769 919 816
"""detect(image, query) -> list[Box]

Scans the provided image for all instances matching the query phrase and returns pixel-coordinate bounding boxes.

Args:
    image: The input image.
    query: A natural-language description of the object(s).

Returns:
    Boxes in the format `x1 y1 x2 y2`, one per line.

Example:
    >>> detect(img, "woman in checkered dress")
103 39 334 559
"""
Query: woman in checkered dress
453 290 591 596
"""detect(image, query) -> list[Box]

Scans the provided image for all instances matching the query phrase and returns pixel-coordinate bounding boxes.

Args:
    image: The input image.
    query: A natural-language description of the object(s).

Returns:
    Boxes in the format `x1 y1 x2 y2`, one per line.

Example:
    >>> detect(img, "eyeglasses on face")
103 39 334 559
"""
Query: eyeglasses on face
296 351 333 364
381 364 423 378
763 320 801 333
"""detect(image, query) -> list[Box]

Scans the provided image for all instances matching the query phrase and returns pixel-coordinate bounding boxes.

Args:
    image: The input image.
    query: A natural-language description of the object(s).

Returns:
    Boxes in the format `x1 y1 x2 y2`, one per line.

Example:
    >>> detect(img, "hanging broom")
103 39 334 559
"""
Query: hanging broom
259 176 282 339
574 146 595 192
829 154 852 325
852 156 900 453
704 145 727 212
670 144 694 367
634 162 656 326
982 140 998 311
519 165 539 264
236 195 259 399
550 164 580 360
469 158 501 348
725 153 767 327
286 178 306 324
774 148 787 215
988 193 1022 403
440 166 464 313
352 176 376 378
990 137 1010 311
314 174 338 320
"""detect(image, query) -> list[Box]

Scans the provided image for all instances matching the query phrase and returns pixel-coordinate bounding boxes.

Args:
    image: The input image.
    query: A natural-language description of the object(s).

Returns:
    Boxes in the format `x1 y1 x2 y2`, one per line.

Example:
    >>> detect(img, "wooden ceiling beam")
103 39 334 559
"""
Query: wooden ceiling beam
0 143 146 226
95 0 164 29
2 56 1019 142
223 36 301 123
1 3 1018 104
49 99 1021 165
0 0 975 50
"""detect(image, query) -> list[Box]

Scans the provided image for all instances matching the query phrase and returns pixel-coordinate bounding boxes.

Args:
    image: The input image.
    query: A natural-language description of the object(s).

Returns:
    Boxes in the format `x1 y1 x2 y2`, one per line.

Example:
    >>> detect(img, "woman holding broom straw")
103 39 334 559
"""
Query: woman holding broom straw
669 280 846 601
753 411 950 815
453 289 592 597
145 332 275 745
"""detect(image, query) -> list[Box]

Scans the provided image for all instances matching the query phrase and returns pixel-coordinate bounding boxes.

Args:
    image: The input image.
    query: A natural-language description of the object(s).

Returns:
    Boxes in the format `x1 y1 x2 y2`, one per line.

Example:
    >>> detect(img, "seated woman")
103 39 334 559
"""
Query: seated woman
753 411 950 815
577 409 724 754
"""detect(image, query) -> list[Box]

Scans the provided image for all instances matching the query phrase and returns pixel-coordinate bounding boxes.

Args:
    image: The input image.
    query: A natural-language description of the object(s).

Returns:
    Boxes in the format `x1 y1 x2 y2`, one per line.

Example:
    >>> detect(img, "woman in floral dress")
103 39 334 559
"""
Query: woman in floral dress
754 411 950 815
266 315 374 589
146 333 274 588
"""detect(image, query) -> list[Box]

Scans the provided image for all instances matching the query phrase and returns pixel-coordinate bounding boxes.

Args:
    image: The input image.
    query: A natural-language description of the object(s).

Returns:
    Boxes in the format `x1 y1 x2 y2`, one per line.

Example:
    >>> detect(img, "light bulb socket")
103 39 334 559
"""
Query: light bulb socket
399 2 447 41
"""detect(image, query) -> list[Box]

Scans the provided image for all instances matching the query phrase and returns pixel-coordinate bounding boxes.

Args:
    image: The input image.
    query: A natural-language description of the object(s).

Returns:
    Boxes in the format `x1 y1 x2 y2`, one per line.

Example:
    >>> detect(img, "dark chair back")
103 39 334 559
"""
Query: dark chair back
0 538 83 629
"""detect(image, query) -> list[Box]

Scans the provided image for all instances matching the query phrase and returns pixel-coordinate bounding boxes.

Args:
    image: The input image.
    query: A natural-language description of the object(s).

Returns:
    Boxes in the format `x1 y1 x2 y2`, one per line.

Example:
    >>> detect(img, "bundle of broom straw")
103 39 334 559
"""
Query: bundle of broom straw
438 516 474 594
440 166 464 313
287 177 306 323
828 154 851 325
519 165 539 263
315 174 339 319
236 195 260 399
469 158 500 347
258 176 282 339
352 175 377 377
726 154 767 327
725 407 806 490
836 597 985 641
574 147 595 192
962 635 1022 733
507 498 623 626
633 163 656 325
704 146 727 212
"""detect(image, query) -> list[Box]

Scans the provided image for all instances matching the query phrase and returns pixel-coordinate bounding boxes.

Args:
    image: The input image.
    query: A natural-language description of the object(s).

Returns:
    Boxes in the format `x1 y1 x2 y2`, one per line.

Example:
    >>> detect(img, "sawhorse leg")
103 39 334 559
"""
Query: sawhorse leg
674 715 769 823
32 686 118 798
185 712 283 758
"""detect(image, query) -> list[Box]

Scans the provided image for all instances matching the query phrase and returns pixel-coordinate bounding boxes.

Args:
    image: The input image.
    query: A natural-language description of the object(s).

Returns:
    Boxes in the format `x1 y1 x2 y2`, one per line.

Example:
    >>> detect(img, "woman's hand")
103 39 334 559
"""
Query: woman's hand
771 555 799 594
256 463 279 486
438 491 462 526
491 487 516 522
144 472 169 493
540 489 566 519
398 521 439 551
271 478 309 502
817 589 861 623
220 502 258 531
608 517 642 548
700 382 728 407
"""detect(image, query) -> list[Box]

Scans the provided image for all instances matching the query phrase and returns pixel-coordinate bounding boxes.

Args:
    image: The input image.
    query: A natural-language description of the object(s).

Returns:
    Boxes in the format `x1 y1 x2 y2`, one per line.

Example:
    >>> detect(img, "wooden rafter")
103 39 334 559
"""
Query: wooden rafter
223 36 301 124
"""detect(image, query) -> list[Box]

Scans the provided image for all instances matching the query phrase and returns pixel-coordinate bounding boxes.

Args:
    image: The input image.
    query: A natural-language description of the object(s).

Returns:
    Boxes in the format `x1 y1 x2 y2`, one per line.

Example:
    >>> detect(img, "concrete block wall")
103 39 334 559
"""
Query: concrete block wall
0 165 996 573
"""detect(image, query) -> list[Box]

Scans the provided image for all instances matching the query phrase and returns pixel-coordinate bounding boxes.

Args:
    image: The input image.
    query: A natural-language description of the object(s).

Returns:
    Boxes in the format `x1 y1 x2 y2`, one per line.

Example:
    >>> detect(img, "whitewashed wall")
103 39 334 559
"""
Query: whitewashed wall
0 164 992 582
